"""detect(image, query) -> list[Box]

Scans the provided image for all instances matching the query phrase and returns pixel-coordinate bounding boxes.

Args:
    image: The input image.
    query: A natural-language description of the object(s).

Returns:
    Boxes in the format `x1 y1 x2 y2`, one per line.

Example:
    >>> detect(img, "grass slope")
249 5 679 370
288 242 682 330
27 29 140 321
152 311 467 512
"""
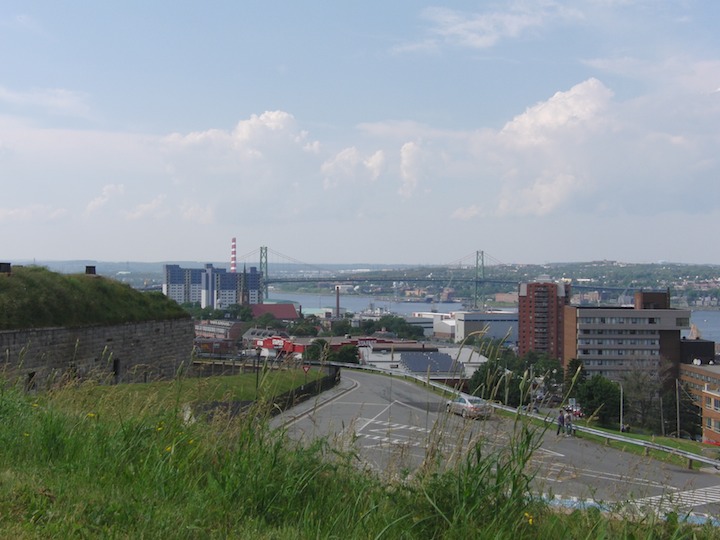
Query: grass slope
0 266 188 330
0 372 717 538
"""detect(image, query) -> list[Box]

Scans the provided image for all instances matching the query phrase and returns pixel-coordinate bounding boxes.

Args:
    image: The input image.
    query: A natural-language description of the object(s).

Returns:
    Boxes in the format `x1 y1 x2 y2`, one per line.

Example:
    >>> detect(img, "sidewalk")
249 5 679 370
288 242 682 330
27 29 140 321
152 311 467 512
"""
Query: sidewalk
271 375 357 429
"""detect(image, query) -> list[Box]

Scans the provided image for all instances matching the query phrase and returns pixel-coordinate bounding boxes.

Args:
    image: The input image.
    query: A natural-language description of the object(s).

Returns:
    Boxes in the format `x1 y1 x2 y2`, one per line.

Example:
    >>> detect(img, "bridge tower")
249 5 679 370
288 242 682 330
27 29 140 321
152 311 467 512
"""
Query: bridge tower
474 250 485 309
259 246 268 301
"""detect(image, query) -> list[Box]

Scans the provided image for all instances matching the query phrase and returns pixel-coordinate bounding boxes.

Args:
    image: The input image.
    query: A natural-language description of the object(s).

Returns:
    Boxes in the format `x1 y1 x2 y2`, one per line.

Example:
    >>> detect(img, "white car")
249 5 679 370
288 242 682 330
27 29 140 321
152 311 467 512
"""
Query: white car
446 395 494 419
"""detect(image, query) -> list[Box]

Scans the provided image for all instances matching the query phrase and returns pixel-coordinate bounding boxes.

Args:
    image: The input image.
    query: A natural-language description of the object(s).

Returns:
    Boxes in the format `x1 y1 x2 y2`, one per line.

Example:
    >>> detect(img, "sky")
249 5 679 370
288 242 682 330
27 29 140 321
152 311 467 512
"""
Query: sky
1 1 719 267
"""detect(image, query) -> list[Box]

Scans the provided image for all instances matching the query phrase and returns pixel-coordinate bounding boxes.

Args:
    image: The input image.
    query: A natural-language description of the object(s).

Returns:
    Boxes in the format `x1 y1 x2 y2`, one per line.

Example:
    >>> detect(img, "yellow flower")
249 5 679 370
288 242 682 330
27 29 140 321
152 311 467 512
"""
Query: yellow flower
524 512 534 525
86 413 96 418
31 403 39 408
188 439 194 445
23 432 29 437
165 446 172 452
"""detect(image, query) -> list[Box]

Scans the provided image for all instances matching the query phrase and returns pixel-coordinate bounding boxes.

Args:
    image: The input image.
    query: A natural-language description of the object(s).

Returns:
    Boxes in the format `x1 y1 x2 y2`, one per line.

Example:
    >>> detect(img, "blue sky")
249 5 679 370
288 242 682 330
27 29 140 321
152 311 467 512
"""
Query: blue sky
1 1 719 266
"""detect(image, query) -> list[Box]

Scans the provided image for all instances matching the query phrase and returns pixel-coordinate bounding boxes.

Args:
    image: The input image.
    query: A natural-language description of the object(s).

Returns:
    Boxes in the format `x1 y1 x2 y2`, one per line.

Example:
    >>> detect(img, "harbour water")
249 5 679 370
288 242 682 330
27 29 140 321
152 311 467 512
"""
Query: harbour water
269 291 720 343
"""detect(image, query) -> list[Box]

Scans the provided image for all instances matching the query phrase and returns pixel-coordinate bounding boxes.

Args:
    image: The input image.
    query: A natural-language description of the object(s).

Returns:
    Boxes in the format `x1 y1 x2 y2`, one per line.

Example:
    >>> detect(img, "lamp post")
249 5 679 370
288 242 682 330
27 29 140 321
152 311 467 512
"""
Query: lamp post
619 382 624 432
255 346 261 399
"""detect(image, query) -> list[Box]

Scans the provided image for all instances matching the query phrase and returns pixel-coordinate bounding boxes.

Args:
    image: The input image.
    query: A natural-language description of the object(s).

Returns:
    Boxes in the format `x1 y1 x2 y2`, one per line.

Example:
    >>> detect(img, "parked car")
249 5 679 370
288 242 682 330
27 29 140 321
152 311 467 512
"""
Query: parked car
446 395 494 419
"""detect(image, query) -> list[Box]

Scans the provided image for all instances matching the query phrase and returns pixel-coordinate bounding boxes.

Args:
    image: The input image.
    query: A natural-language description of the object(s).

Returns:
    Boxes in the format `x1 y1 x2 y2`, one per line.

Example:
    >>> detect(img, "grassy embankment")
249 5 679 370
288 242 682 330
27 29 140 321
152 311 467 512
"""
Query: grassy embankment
0 370 718 538
0 265 188 330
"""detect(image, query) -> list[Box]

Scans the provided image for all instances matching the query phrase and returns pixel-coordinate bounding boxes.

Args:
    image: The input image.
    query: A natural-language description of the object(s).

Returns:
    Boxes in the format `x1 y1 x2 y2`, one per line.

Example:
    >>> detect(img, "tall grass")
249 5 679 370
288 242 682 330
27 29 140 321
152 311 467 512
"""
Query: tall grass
0 372 716 538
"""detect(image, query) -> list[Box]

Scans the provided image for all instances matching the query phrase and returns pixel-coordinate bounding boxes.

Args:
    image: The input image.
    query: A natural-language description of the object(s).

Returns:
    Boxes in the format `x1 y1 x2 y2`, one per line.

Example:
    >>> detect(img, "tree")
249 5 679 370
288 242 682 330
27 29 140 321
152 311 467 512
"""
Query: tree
564 358 586 398
620 369 660 429
331 319 352 336
255 312 283 330
577 374 620 427
304 339 328 362
332 344 359 364
468 349 525 406
659 381 701 439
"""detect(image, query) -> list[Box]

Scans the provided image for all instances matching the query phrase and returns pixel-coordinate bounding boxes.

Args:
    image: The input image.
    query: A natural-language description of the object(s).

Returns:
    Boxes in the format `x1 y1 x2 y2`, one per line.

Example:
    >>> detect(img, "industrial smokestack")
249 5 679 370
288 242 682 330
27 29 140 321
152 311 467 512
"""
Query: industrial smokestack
335 285 340 318
230 237 237 273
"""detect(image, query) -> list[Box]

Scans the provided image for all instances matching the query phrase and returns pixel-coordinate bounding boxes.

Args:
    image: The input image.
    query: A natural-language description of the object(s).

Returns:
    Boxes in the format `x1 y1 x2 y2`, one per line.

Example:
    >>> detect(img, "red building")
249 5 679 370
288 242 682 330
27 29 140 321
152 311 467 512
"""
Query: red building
518 281 570 360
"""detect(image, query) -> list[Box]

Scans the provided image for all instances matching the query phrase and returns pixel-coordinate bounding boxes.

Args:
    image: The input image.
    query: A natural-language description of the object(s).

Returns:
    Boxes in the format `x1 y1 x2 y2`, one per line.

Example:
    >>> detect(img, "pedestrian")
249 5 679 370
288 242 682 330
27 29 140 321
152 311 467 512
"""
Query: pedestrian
556 409 565 436
565 411 573 436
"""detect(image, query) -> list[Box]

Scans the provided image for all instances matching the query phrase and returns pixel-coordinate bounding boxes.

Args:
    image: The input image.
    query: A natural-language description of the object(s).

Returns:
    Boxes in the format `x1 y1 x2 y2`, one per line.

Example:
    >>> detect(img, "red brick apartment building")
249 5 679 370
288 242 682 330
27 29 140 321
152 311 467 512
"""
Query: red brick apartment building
518 281 571 360
679 363 720 444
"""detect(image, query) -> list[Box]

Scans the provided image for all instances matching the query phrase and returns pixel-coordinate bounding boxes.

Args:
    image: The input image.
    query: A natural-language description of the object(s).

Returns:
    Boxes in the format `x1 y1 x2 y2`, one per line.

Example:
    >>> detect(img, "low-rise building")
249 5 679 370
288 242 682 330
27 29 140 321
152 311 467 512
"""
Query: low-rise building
679 362 720 444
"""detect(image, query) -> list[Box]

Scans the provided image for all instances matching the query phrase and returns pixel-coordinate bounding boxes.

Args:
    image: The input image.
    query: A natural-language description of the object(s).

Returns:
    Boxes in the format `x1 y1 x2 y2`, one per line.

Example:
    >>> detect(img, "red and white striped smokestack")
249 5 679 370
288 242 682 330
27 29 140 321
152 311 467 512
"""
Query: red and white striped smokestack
230 237 237 273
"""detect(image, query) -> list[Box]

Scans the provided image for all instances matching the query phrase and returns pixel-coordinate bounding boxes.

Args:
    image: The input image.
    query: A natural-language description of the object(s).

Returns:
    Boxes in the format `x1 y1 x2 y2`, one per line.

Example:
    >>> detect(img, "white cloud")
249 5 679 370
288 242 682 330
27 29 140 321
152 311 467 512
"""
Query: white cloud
500 78 614 146
85 184 125 214
0 85 91 117
0 204 66 222
497 171 584 217
451 204 482 220
399 2 582 52
363 150 385 180
180 202 215 225
322 148 385 188
399 142 421 198
125 195 167 220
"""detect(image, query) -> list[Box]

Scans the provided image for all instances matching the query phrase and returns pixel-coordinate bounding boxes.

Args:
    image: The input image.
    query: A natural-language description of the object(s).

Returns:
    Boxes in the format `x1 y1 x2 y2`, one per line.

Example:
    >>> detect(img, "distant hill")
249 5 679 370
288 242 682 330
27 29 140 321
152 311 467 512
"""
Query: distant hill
0 266 189 331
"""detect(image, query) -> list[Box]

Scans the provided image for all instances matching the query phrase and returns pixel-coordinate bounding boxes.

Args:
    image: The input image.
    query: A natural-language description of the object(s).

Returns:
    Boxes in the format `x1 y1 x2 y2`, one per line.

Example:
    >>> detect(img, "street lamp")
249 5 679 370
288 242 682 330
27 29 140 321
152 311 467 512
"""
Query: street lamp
255 346 261 399
619 382 624 432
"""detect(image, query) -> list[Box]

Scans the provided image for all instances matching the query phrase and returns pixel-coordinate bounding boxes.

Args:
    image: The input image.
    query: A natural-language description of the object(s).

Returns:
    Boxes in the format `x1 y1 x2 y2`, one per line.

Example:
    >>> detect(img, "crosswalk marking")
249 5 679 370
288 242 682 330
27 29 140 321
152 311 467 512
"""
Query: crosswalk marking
633 485 720 512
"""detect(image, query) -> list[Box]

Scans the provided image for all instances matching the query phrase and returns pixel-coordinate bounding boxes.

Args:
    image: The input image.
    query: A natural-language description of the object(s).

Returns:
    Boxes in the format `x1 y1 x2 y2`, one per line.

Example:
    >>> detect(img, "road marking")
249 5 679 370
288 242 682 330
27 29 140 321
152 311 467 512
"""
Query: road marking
633 485 720 512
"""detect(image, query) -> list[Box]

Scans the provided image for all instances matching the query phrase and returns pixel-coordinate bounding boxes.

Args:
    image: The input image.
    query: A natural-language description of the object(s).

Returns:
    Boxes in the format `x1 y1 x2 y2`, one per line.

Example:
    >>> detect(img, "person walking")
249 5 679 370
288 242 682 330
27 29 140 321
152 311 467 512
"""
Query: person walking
556 409 565 436
565 410 574 437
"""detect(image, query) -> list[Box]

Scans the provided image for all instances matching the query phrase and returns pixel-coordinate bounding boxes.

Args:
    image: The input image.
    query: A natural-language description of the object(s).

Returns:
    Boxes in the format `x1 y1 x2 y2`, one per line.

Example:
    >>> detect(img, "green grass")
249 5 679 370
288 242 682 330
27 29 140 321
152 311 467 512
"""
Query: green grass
0 371 717 538
0 266 188 330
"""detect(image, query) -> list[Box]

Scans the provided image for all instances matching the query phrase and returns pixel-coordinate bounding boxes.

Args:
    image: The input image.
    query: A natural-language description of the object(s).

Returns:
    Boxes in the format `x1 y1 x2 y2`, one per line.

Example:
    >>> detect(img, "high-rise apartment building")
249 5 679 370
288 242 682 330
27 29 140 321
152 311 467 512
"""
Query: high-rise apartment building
163 264 263 309
518 281 571 360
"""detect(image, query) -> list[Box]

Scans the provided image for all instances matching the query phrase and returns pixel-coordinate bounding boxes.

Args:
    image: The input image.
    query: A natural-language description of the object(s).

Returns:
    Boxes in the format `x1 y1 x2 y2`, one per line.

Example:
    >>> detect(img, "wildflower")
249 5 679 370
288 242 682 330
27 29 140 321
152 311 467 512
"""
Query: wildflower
165 446 172 453
86 413 96 418
524 512 534 525
23 432 29 437
188 439 194 445
31 403 39 408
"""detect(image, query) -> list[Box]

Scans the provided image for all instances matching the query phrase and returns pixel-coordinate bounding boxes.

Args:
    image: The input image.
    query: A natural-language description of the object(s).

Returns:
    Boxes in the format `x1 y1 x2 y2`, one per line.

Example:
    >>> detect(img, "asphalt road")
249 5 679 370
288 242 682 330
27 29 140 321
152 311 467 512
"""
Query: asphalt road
273 370 720 518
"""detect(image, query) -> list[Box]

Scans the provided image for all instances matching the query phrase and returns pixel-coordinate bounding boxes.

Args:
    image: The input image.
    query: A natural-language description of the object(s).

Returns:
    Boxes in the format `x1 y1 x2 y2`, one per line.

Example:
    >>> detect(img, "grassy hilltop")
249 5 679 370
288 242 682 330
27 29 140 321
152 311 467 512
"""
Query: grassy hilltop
0 266 189 331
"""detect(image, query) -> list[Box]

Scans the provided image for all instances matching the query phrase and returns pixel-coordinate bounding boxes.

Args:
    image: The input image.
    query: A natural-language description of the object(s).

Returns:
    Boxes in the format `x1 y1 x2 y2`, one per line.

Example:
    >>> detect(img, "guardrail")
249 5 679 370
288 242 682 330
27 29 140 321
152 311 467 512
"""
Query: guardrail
314 360 720 471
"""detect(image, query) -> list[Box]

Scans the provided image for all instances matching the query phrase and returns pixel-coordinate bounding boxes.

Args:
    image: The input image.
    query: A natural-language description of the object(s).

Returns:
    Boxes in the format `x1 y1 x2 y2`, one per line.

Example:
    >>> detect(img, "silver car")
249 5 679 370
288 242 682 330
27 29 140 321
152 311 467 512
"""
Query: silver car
446 395 494 419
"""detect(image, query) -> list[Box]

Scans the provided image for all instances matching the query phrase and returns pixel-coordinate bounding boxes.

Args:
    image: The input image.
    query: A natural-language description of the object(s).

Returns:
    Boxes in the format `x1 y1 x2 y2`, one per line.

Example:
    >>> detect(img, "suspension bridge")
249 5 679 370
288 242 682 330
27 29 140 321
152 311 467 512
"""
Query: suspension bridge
231 245 627 302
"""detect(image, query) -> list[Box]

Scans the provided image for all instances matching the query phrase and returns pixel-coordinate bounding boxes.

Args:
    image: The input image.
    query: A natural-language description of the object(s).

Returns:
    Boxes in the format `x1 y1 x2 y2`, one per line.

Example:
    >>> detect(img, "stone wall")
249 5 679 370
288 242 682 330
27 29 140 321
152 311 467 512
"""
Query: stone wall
0 319 195 390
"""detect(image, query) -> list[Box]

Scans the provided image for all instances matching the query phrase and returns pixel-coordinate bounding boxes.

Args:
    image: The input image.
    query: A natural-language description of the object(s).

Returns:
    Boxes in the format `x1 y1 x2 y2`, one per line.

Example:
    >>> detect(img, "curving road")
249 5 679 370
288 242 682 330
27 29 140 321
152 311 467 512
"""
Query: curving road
273 370 720 518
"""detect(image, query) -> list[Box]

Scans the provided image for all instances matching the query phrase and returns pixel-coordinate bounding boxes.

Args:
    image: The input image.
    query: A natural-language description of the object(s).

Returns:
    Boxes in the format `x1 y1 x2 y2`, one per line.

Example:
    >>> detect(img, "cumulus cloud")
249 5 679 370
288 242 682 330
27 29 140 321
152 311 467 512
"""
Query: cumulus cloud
125 195 167 220
321 148 385 188
364 150 385 180
497 171 584 217
451 204 482 220
399 142 421 198
500 78 614 146
85 184 125 214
